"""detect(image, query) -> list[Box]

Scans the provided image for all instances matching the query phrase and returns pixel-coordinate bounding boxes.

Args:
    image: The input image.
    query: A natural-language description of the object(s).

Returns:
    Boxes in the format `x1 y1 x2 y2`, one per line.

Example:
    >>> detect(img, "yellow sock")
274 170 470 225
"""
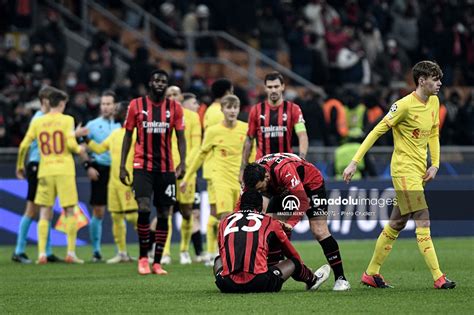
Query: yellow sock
366 225 400 275
111 213 126 253
66 215 78 254
125 212 138 230
163 214 172 256
37 219 49 256
180 216 193 252
416 227 443 281
206 215 219 254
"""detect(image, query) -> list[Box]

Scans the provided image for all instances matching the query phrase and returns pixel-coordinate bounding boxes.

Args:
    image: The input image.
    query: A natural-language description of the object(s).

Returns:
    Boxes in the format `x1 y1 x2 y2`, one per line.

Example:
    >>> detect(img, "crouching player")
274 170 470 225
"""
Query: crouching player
85 102 138 263
214 190 330 293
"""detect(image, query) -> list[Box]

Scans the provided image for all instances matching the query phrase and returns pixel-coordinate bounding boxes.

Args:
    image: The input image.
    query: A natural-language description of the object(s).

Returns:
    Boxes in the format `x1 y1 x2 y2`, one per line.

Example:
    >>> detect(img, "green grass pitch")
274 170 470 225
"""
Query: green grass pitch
1 237 473 314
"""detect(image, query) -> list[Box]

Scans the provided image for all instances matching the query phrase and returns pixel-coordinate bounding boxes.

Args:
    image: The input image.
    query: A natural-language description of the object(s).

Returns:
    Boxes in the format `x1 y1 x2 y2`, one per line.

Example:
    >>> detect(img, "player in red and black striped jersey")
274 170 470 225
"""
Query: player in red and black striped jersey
242 153 351 291
240 72 308 181
120 69 186 276
214 190 330 293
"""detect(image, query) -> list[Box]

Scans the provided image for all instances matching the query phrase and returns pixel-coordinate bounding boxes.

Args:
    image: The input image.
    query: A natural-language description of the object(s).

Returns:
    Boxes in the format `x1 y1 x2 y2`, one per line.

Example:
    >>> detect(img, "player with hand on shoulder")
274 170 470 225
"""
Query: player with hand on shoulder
16 88 91 264
214 189 330 293
84 101 138 264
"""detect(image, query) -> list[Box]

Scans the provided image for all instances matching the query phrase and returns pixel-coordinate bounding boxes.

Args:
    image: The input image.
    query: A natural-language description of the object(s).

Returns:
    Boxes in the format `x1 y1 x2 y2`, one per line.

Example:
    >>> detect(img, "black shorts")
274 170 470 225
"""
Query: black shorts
90 163 110 206
215 266 284 293
133 170 176 208
266 184 328 220
26 162 39 202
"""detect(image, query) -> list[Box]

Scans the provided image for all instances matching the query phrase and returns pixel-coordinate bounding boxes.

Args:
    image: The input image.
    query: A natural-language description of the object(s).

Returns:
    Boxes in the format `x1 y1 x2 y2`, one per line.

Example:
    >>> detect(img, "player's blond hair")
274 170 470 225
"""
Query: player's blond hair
412 61 443 87
221 94 240 107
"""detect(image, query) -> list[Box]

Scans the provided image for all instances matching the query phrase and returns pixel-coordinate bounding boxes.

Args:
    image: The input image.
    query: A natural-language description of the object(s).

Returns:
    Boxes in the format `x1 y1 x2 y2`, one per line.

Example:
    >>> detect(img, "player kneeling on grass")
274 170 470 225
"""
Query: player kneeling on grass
213 190 330 293
84 102 138 263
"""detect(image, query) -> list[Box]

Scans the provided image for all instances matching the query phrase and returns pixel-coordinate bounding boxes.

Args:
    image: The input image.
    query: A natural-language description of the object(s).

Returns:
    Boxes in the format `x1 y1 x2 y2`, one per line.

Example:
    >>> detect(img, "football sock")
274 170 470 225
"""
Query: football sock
206 215 219 254
15 215 33 255
111 213 126 253
154 217 169 264
191 231 203 256
180 216 193 252
416 227 443 281
65 215 77 254
366 225 399 275
290 257 315 285
89 216 102 254
163 214 173 256
137 211 150 258
319 236 346 281
148 230 155 251
45 220 53 256
37 219 49 256
125 212 138 230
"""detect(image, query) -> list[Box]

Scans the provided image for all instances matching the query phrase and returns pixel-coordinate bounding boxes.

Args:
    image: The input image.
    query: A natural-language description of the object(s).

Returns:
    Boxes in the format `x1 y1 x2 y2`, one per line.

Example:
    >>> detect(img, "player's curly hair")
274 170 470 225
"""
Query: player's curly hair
240 189 263 212
243 163 266 189
211 78 233 99
412 61 443 87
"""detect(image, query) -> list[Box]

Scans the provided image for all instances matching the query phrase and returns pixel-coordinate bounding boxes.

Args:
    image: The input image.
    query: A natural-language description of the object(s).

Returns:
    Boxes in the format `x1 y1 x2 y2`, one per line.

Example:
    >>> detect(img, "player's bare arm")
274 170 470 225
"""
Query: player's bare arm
120 129 133 186
240 136 254 183
342 161 358 183
295 129 308 159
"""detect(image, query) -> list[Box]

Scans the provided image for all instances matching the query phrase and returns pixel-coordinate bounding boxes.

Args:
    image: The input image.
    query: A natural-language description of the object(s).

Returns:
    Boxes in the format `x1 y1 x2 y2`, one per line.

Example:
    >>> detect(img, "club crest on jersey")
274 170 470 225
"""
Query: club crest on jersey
282 113 287 121
166 110 171 118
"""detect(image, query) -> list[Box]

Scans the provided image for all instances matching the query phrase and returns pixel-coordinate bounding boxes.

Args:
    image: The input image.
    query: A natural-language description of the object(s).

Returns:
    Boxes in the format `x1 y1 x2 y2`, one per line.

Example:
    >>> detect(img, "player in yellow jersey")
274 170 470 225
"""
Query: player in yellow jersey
201 78 234 263
181 94 251 266
343 61 456 289
16 88 89 264
160 87 202 265
84 102 138 264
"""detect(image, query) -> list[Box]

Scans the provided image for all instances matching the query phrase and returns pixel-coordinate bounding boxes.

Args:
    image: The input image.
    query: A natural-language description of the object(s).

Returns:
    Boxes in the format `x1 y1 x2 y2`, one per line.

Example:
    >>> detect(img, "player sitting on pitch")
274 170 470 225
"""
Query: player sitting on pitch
213 190 330 293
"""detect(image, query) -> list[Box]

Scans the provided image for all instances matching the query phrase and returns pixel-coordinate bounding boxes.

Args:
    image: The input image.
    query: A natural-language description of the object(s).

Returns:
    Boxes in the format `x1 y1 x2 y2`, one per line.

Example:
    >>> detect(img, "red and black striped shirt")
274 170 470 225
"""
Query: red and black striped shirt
124 96 184 172
218 210 301 283
247 100 305 159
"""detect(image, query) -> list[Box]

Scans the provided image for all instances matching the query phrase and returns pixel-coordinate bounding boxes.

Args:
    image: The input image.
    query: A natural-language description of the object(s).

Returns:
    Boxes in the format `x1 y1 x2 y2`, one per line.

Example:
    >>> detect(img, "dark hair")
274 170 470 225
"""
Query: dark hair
182 92 196 102
412 61 443 87
243 163 266 189
264 72 284 85
240 190 263 212
48 89 69 107
211 78 232 99
149 69 169 81
38 86 56 101
101 90 116 101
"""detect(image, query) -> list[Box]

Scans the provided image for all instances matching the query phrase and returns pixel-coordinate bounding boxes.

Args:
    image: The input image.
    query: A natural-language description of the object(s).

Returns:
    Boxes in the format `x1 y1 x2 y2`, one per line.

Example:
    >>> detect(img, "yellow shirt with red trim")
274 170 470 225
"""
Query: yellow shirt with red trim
352 92 440 177
202 102 224 179
171 108 202 168
17 113 81 178
184 121 248 190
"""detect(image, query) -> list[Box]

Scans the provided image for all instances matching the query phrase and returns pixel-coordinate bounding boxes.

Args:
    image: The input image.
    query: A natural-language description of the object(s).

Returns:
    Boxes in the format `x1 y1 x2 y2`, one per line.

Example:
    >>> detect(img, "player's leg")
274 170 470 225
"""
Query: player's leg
58 175 82 264
278 258 331 291
34 175 56 264
307 186 350 291
412 209 455 289
12 201 37 264
151 172 177 275
161 211 173 265
133 169 154 274
191 188 204 261
362 205 408 288
177 176 195 264
205 180 218 264
13 162 40 263
89 164 109 262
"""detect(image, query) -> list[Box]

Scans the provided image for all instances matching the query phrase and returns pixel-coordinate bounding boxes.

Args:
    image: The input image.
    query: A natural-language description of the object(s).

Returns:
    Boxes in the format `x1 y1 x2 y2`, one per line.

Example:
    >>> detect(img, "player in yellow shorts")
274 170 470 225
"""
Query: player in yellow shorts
343 61 455 289
181 94 253 266
85 102 138 263
159 87 202 265
16 88 88 264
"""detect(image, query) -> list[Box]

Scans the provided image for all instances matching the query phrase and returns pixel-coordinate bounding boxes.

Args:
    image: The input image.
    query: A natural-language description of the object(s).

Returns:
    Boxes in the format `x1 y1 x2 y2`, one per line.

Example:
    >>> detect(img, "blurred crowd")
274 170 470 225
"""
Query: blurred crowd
0 0 473 147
